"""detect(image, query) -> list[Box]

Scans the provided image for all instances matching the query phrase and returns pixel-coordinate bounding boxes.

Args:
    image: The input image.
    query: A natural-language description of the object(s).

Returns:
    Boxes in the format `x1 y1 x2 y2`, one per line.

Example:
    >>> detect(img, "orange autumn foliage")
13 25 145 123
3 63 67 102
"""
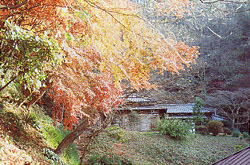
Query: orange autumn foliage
0 0 199 130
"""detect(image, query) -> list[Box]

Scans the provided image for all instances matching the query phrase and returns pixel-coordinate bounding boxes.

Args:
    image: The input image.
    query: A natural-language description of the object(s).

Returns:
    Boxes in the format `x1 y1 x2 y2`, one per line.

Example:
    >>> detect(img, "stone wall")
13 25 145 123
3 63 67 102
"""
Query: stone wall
112 113 160 132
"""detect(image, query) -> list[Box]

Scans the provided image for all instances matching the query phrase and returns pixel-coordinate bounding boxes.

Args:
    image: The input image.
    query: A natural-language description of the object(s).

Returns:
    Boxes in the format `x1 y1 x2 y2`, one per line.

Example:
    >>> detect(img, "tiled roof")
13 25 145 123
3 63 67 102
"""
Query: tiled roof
119 103 213 114
212 147 250 165
157 103 212 114
126 97 151 103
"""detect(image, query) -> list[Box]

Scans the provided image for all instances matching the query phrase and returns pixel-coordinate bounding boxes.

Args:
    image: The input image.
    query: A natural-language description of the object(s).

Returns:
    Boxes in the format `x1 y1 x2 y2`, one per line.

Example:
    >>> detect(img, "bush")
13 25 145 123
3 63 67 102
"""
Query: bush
88 153 133 165
207 121 223 136
195 126 208 135
156 118 191 140
223 127 232 135
242 132 249 138
106 126 127 142
232 130 241 137
42 148 61 163
222 120 232 129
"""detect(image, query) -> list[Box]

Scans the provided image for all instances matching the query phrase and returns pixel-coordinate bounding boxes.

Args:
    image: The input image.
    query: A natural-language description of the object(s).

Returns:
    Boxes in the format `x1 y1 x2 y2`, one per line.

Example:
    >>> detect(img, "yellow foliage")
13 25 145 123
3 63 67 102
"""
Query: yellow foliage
0 0 199 128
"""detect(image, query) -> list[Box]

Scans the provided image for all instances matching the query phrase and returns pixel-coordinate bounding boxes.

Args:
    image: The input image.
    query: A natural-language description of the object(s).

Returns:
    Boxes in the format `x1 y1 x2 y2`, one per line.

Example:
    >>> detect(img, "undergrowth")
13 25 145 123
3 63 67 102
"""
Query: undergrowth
84 127 249 165
39 116 80 164
0 85 80 164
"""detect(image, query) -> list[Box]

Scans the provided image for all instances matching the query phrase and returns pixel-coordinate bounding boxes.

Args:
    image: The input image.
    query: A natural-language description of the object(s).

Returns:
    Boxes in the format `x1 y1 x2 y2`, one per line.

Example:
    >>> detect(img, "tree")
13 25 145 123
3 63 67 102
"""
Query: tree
136 0 250 104
193 97 205 125
205 88 250 130
0 20 60 92
0 0 199 155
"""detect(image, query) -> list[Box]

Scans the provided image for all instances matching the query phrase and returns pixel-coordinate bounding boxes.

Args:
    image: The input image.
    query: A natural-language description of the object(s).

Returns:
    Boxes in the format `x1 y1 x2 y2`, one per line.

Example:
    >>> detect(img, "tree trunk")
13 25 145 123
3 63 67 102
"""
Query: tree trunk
54 119 90 155
0 71 23 92
232 118 236 129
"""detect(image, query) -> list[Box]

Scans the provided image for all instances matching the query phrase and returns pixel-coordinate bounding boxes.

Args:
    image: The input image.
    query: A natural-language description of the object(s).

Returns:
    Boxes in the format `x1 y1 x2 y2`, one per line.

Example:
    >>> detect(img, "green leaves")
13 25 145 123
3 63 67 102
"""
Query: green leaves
65 33 73 41
157 117 191 140
0 20 62 91
192 97 205 124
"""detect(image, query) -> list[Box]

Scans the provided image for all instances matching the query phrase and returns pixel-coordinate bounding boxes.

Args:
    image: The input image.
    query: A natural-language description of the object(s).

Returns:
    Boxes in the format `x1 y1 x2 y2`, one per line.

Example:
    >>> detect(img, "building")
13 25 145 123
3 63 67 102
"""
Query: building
115 96 214 131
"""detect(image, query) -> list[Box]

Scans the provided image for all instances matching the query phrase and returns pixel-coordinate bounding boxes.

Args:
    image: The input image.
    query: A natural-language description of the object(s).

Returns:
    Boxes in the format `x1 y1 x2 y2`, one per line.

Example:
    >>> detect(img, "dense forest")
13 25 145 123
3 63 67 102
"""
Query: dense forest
0 0 249 164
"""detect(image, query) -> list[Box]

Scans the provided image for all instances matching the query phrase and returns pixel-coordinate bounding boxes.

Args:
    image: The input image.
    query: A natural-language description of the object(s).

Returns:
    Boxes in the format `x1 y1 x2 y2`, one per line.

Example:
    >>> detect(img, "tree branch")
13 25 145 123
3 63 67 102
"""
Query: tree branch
0 71 24 92
200 0 222 4
206 26 222 38
83 0 128 30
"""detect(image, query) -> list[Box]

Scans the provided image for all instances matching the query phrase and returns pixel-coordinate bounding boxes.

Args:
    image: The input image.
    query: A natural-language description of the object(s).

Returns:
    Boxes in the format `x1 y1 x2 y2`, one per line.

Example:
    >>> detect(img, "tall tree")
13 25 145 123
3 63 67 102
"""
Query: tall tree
0 0 199 154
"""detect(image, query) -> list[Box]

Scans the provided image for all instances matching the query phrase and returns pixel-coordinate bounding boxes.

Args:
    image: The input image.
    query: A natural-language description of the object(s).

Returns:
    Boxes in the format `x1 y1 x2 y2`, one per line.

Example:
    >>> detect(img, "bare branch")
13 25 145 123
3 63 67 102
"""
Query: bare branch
200 0 222 4
83 0 127 30
206 26 222 38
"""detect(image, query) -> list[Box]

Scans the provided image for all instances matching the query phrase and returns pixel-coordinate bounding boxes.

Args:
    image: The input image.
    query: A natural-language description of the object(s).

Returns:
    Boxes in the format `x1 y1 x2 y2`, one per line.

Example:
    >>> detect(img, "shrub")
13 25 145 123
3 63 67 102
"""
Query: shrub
223 127 232 135
156 118 191 140
195 126 208 135
88 154 98 164
222 120 232 129
42 148 61 163
88 153 133 165
235 145 244 151
21 112 38 128
106 126 127 142
232 130 241 137
207 121 223 136
242 132 249 138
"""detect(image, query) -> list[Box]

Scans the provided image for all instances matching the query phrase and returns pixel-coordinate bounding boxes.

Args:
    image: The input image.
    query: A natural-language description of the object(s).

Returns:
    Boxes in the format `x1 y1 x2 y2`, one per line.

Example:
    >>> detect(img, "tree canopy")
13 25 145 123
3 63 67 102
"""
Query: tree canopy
0 0 198 127
0 0 199 154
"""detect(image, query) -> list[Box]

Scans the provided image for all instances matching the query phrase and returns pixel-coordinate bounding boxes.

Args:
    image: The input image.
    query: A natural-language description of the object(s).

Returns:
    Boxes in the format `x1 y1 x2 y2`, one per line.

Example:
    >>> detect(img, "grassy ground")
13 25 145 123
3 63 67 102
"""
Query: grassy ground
84 128 249 165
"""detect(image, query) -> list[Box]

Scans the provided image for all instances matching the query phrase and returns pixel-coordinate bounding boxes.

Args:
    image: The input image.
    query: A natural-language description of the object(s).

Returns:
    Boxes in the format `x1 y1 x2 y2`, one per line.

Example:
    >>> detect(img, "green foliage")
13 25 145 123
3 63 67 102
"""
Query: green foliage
21 112 39 128
235 145 244 151
86 130 249 165
88 152 133 165
223 127 232 135
106 126 127 142
41 123 67 148
40 120 80 164
242 132 249 138
42 148 61 163
192 97 205 125
232 130 241 137
207 121 224 136
0 109 25 135
62 143 80 165
0 20 62 91
89 154 99 164
195 125 208 135
0 82 23 101
156 118 191 140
